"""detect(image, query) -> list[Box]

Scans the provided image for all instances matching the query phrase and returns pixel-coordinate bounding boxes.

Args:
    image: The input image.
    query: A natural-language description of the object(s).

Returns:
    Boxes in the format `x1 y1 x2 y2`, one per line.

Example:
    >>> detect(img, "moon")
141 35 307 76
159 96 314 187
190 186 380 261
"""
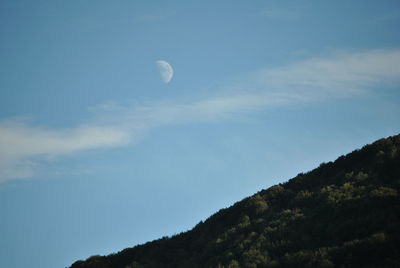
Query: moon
156 60 173 83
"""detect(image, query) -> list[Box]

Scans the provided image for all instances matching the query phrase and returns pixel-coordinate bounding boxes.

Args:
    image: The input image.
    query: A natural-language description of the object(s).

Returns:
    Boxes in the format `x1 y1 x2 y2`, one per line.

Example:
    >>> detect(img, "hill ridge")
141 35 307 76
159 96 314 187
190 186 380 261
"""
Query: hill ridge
71 134 400 268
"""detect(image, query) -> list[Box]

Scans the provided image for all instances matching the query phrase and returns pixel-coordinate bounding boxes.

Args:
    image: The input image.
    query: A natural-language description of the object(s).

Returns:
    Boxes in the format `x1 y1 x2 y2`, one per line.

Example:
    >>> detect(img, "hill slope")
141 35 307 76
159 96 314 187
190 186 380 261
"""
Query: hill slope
71 134 400 268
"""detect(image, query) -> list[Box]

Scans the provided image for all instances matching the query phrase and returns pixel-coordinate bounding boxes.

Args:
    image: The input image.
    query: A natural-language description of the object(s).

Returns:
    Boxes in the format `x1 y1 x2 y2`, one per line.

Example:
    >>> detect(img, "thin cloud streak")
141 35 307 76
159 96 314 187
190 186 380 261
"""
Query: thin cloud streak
0 121 131 181
0 122 130 157
1 49 400 182
370 10 400 23
240 49 400 100
259 7 299 20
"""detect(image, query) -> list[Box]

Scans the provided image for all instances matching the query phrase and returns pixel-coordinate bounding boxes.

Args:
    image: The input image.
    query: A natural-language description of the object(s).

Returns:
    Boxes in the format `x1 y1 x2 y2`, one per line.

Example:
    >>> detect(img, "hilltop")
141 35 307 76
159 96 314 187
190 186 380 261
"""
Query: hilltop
71 134 400 268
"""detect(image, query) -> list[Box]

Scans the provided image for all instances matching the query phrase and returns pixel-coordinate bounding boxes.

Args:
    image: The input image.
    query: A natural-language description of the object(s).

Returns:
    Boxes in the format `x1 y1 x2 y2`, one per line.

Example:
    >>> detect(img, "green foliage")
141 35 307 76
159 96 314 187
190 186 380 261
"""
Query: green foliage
70 134 400 268
227 259 240 268
370 186 398 198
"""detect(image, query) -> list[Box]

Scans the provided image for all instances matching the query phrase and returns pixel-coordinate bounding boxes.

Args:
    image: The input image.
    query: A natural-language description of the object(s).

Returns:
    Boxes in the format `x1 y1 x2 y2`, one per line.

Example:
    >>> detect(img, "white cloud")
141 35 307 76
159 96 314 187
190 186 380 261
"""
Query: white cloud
237 49 400 101
0 122 129 157
0 120 130 182
135 9 176 23
260 8 299 20
370 10 400 23
1 49 400 182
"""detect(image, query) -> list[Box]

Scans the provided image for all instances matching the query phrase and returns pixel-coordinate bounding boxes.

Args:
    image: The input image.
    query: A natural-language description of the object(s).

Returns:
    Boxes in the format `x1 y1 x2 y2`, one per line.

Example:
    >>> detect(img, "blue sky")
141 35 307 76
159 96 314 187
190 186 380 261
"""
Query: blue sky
1 1 400 267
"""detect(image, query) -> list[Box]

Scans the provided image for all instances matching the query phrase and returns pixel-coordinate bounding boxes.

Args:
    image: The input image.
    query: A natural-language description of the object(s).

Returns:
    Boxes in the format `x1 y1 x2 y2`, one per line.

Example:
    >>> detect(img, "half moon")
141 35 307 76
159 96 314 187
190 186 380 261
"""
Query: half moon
156 60 173 83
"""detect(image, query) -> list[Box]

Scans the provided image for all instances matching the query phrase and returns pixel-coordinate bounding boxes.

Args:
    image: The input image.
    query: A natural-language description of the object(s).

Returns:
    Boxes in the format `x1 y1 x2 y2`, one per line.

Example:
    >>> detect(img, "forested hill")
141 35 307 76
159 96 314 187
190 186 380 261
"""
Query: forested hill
70 134 400 268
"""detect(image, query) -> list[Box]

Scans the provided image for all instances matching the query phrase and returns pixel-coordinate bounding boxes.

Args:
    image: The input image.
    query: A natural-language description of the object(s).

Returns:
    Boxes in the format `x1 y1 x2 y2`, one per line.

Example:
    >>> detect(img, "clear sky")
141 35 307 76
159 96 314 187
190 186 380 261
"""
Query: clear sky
1 1 400 267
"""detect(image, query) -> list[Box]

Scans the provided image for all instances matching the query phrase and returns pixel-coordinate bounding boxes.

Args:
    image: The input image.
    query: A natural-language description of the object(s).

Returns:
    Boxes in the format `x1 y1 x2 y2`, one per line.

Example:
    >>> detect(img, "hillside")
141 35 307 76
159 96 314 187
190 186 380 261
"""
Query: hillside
70 134 400 268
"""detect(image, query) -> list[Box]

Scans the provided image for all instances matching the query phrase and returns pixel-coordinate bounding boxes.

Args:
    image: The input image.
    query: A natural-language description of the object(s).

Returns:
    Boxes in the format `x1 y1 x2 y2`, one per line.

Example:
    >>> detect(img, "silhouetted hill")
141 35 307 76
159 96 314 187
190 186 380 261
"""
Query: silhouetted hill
70 134 400 268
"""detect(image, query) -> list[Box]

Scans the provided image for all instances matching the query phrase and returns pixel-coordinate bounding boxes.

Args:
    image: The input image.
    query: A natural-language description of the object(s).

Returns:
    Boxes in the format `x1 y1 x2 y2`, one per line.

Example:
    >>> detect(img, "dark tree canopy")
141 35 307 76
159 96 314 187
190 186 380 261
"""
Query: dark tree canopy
71 134 400 268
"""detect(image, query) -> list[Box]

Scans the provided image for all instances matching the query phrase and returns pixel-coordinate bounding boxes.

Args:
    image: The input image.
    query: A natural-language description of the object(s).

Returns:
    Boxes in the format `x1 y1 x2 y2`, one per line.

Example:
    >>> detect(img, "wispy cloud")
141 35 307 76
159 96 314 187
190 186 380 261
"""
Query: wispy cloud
0 120 130 182
259 7 300 20
243 49 400 99
1 49 400 182
135 9 176 23
370 10 400 23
